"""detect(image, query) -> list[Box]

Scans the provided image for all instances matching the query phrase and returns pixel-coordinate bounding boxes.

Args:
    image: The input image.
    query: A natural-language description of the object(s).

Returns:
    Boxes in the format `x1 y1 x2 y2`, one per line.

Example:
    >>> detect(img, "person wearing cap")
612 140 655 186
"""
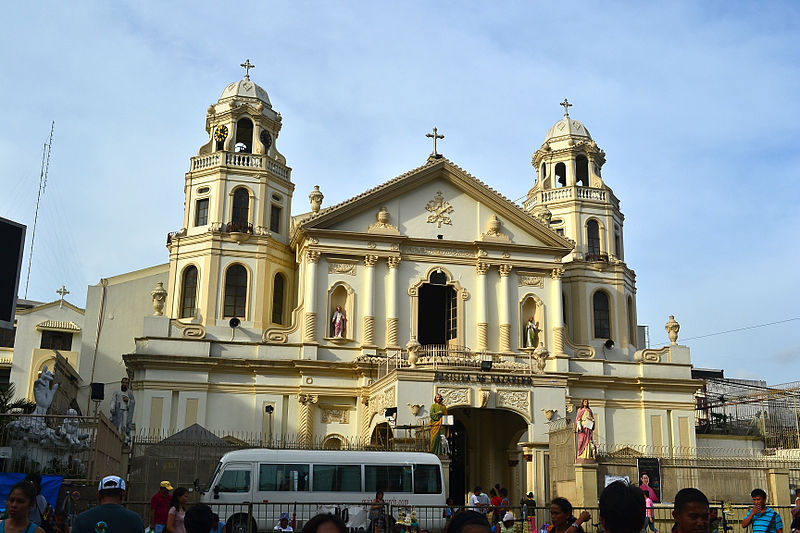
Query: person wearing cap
274 513 293 532
72 476 144 533
493 513 515 533
150 481 174 533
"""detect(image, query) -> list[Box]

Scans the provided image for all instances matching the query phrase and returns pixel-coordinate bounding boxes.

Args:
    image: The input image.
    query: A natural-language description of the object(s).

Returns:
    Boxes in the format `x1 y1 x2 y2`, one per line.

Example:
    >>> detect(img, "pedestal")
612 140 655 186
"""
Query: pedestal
574 462 598 508
768 468 790 505
440 458 451 498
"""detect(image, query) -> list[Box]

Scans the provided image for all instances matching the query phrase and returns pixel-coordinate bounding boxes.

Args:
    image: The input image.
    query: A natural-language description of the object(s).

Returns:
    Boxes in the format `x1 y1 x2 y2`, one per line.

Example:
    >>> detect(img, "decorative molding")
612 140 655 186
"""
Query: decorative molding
304 312 317 343
408 403 424 417
425 190 454 228
171 320 206 339
477 389 490 408
437 387 470 407
306 250 321 264
364 255 379 267
476 262 490 275
387 256 401 269
634 346 670 363
481 215 510 242
320 406 350 424
564 333 595 359
299 394 319 405
368 206 400 234
496 389 531 417
519 275 544 288
328 262 356 276
499 264 513 277
551 267 565 279
404 246 473 258
367 241 377 249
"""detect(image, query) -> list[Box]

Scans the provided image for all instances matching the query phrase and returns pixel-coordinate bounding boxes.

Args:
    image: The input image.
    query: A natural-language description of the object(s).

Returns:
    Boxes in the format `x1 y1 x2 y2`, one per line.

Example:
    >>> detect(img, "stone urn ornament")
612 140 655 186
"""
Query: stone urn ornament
151 282 167 316
406 337 422 368
533 343 549 374
665 315 680 344
309 185 324 213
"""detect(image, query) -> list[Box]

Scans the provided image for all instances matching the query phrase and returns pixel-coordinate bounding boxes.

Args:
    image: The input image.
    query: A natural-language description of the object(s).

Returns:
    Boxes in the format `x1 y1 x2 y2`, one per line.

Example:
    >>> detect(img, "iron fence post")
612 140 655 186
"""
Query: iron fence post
247 502 253 533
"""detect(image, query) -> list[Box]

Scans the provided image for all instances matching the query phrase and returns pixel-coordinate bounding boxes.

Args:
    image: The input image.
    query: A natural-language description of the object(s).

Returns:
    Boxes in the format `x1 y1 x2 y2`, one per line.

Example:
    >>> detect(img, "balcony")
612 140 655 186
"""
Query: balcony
524 185 617 211
585 252 609 262
190 151 291 180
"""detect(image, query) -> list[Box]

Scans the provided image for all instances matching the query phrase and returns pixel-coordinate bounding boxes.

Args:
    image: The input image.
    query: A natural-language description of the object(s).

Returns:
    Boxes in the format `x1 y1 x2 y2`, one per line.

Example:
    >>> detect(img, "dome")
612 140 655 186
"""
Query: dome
219 78 271 107
544 116 591 142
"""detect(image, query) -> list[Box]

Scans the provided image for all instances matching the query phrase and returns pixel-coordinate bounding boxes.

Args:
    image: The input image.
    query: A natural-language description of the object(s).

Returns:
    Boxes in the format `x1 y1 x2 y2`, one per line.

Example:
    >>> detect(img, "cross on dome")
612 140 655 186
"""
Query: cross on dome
560 98 572 118
426 127 445 156
240 59 255 81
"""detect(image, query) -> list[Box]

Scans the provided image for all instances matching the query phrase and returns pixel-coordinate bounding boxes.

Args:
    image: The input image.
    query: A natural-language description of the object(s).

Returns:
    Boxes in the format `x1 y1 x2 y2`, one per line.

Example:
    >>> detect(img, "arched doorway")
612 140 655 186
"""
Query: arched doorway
418 270 457 346
370 422 393 449
447 407 528 505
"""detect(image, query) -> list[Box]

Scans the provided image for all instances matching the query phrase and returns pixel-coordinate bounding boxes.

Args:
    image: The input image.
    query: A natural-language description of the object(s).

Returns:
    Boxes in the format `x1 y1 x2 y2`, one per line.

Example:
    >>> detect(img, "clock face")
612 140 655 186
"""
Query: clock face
214 125 228 142
260 129 272 149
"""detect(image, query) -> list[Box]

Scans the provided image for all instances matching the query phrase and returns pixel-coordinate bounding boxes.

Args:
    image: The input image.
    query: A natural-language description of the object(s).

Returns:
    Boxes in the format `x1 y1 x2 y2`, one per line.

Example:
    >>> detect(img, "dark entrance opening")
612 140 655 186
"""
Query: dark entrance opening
418 273 457 345
448 419 468 503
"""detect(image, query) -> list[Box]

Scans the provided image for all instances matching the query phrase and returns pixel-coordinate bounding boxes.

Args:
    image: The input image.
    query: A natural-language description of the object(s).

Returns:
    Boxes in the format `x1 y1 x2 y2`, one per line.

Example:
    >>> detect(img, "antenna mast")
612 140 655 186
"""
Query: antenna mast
24 121 55 299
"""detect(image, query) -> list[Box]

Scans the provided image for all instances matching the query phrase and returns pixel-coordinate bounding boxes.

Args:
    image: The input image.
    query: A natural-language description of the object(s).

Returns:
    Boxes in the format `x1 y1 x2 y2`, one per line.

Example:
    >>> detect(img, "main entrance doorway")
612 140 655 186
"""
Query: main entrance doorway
446 407 528 505
418 271 457 345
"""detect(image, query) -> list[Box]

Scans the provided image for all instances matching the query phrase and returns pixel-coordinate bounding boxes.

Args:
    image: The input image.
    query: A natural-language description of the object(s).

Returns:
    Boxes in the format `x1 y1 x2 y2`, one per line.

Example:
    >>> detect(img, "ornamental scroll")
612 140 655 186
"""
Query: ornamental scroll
496 390 531 420
436 387 470 408
328 262 356 276
320 406 350 424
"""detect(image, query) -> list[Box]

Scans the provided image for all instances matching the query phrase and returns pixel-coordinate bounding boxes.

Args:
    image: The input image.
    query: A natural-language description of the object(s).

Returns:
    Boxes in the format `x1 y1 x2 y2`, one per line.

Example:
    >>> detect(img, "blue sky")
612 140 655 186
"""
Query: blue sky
1 2 798 384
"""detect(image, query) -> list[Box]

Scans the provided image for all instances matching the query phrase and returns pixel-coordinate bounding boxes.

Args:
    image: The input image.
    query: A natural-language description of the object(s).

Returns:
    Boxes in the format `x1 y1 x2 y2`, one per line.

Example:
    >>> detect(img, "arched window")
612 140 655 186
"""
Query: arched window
586 219 601 258
540 162 547 182
223 265 248 318
555 162 567 187
180 266 198 318
232 188 249 226
614 225 622 260
272 273 285 325
593 291 611 339
234 117 254 153
627 296 637 348
576 155 589 187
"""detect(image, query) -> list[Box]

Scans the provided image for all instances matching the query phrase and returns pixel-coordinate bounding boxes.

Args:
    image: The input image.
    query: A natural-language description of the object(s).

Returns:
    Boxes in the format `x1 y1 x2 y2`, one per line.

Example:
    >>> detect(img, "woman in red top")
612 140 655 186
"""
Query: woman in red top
490 489 502 527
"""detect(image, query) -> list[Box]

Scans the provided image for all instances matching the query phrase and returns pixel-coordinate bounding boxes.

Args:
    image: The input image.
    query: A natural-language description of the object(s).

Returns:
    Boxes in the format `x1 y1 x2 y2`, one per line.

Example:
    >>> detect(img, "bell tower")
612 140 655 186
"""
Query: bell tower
165 60 296 330
524 100 638 354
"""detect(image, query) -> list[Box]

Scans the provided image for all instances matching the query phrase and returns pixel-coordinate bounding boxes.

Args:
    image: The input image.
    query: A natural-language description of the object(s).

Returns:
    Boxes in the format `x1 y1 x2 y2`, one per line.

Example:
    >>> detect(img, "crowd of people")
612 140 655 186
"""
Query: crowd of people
1 474 796 533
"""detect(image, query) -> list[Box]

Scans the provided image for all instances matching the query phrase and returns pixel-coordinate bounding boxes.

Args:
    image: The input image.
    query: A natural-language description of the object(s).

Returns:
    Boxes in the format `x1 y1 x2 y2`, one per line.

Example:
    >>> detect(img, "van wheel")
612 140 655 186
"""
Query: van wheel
227 514 257 533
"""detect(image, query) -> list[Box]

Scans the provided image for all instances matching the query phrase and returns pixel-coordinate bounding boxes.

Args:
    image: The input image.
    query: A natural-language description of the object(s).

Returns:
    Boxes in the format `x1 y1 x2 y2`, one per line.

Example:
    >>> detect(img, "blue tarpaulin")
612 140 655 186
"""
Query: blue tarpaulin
0 473 63 512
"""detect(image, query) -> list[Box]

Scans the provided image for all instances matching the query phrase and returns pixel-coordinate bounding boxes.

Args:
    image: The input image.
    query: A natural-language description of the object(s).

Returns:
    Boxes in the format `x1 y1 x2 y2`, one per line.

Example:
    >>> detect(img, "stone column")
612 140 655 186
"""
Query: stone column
360 395 372 444
498 264 513 352
303 250 321 343
550 267 566 355
386 257 401 347
298 394 318 448
476 261 489 351
363 255 378 346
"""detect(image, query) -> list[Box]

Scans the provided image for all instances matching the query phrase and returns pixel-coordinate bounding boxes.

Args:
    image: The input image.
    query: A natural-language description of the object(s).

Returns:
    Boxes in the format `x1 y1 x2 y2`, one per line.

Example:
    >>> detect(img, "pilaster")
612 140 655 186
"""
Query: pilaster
362 255 378 347
550 267 566 355
303 250 320 343
386 257 401 347
298 394 318 448
498 264 512 352
476 261 489 351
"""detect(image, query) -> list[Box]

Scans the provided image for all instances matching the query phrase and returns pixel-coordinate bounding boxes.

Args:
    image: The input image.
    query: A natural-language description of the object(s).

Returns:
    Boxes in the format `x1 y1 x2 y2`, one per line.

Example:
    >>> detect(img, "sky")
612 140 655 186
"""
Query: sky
1 2 798 384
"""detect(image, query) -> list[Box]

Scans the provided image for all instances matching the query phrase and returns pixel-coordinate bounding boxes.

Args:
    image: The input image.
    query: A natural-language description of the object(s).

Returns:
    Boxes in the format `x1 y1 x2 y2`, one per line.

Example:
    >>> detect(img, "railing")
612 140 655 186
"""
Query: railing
226 221 254 234
190 151 291 179
584 252 609 262
576 186 606 201
166 230 182 245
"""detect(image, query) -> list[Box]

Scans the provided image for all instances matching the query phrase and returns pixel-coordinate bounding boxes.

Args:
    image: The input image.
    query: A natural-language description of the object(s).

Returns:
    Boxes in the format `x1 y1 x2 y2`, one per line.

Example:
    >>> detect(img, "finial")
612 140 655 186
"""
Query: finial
426 127 445 157
240 59 255 81
309 185 324 213
560 98 572 118
56 285 69 308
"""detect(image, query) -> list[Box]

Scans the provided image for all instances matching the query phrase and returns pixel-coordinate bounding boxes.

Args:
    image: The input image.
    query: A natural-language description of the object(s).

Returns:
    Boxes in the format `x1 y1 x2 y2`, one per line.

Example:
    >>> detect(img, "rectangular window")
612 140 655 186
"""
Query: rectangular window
365 465 412 493
217 469 251 493
259 463 310 491
195 198 209 226
40 330 73 350
413 464 442 494
270 205 281 233
312 465 361 492
0 327 15 348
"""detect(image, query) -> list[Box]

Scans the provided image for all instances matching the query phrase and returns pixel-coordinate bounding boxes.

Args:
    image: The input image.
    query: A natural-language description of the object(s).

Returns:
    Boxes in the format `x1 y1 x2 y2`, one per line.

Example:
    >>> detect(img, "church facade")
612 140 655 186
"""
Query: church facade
108 71 700 504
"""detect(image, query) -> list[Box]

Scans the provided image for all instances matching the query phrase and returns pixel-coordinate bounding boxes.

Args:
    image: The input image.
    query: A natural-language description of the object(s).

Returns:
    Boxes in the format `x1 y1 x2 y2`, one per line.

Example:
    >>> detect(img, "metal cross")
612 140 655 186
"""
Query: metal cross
240 59 255 80
56 285 69 308
426 127 445 156
560 98 572 117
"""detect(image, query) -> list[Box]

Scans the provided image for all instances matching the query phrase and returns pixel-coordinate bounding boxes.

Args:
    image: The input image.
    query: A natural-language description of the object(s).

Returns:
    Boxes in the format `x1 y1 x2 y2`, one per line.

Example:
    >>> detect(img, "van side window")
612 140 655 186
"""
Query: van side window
365 465 412 493
217 469 250 492
312 465 361 492
259 463 309 491
413 464 442 494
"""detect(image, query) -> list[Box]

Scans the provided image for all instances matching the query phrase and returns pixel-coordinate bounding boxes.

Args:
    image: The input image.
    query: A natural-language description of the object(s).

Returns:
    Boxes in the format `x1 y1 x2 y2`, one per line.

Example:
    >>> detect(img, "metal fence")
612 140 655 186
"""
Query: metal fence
0 412 122 481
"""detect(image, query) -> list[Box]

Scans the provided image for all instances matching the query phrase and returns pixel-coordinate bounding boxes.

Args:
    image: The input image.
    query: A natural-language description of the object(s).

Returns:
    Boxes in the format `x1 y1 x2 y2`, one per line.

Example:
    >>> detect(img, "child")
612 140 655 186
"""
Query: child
641 489 658 533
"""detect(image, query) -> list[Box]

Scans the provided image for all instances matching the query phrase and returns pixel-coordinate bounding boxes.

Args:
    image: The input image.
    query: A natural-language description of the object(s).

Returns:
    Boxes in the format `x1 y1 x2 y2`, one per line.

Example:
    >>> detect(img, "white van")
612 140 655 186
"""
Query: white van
201 449 446 533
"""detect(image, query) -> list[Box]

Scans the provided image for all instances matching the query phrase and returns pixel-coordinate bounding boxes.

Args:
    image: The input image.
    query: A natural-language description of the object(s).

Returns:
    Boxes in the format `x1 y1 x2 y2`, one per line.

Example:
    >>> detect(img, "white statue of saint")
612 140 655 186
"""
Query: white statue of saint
110 377 135 442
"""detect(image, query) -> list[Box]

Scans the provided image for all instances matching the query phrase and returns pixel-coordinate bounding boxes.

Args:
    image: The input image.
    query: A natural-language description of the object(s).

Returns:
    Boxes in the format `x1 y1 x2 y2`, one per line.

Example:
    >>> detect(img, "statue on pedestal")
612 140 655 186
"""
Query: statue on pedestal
575 399 596 462
110 377 135 444
331 305 347 338
429 393 449 456
523 317 540 348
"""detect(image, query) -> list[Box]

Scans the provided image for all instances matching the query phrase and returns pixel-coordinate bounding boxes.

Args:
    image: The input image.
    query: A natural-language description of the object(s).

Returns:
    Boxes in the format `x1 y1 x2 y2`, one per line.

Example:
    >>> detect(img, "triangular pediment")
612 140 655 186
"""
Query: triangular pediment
294 157 574 253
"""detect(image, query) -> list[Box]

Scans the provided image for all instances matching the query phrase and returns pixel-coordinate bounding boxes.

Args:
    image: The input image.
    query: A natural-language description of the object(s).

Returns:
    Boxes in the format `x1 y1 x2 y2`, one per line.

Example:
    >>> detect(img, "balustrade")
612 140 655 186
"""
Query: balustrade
189 151 291 179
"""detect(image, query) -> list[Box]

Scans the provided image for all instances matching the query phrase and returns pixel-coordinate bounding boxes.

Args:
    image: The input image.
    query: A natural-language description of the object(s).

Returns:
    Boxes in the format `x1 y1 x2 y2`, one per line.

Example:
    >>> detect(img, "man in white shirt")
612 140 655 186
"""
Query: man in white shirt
469 487 490 515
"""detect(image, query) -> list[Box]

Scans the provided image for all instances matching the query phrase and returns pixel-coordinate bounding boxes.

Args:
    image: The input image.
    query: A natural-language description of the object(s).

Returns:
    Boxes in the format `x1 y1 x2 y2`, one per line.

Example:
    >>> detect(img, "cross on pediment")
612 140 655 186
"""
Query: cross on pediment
56 285 69 308
240 59 255 80
426 127 444 156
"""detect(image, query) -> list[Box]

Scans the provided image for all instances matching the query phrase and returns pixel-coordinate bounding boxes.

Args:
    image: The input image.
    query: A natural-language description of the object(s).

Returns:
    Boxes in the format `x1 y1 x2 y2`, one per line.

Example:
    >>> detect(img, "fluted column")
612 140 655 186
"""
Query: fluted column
386 257 401 347
362 255 378 346
498 264 513 352
475 261 489 351
550 267 566 355
360 395 372 444
303 250 321 343
298 394 318 448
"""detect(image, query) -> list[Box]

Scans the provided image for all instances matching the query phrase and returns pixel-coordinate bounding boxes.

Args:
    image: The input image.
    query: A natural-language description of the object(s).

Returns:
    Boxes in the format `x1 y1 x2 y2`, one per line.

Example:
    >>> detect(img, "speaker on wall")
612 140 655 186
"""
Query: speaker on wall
90 382 105 401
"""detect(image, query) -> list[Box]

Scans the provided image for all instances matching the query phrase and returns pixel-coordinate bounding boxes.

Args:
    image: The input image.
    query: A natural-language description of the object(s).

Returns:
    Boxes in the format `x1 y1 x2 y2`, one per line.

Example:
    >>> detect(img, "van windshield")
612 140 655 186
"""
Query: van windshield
204 462 221 492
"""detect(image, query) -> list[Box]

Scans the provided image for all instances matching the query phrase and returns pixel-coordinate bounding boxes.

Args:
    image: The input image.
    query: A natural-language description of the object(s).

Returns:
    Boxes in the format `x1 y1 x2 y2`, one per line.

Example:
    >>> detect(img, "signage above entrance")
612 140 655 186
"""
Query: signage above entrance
434 371 534 386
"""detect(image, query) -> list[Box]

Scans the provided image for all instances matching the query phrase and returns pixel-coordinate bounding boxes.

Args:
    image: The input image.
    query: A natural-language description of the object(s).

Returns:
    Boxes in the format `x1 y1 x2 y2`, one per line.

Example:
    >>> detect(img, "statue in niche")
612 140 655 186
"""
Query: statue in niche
429 393 449 456
331 305 347 338
523 316 540 348
110 377 135 444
